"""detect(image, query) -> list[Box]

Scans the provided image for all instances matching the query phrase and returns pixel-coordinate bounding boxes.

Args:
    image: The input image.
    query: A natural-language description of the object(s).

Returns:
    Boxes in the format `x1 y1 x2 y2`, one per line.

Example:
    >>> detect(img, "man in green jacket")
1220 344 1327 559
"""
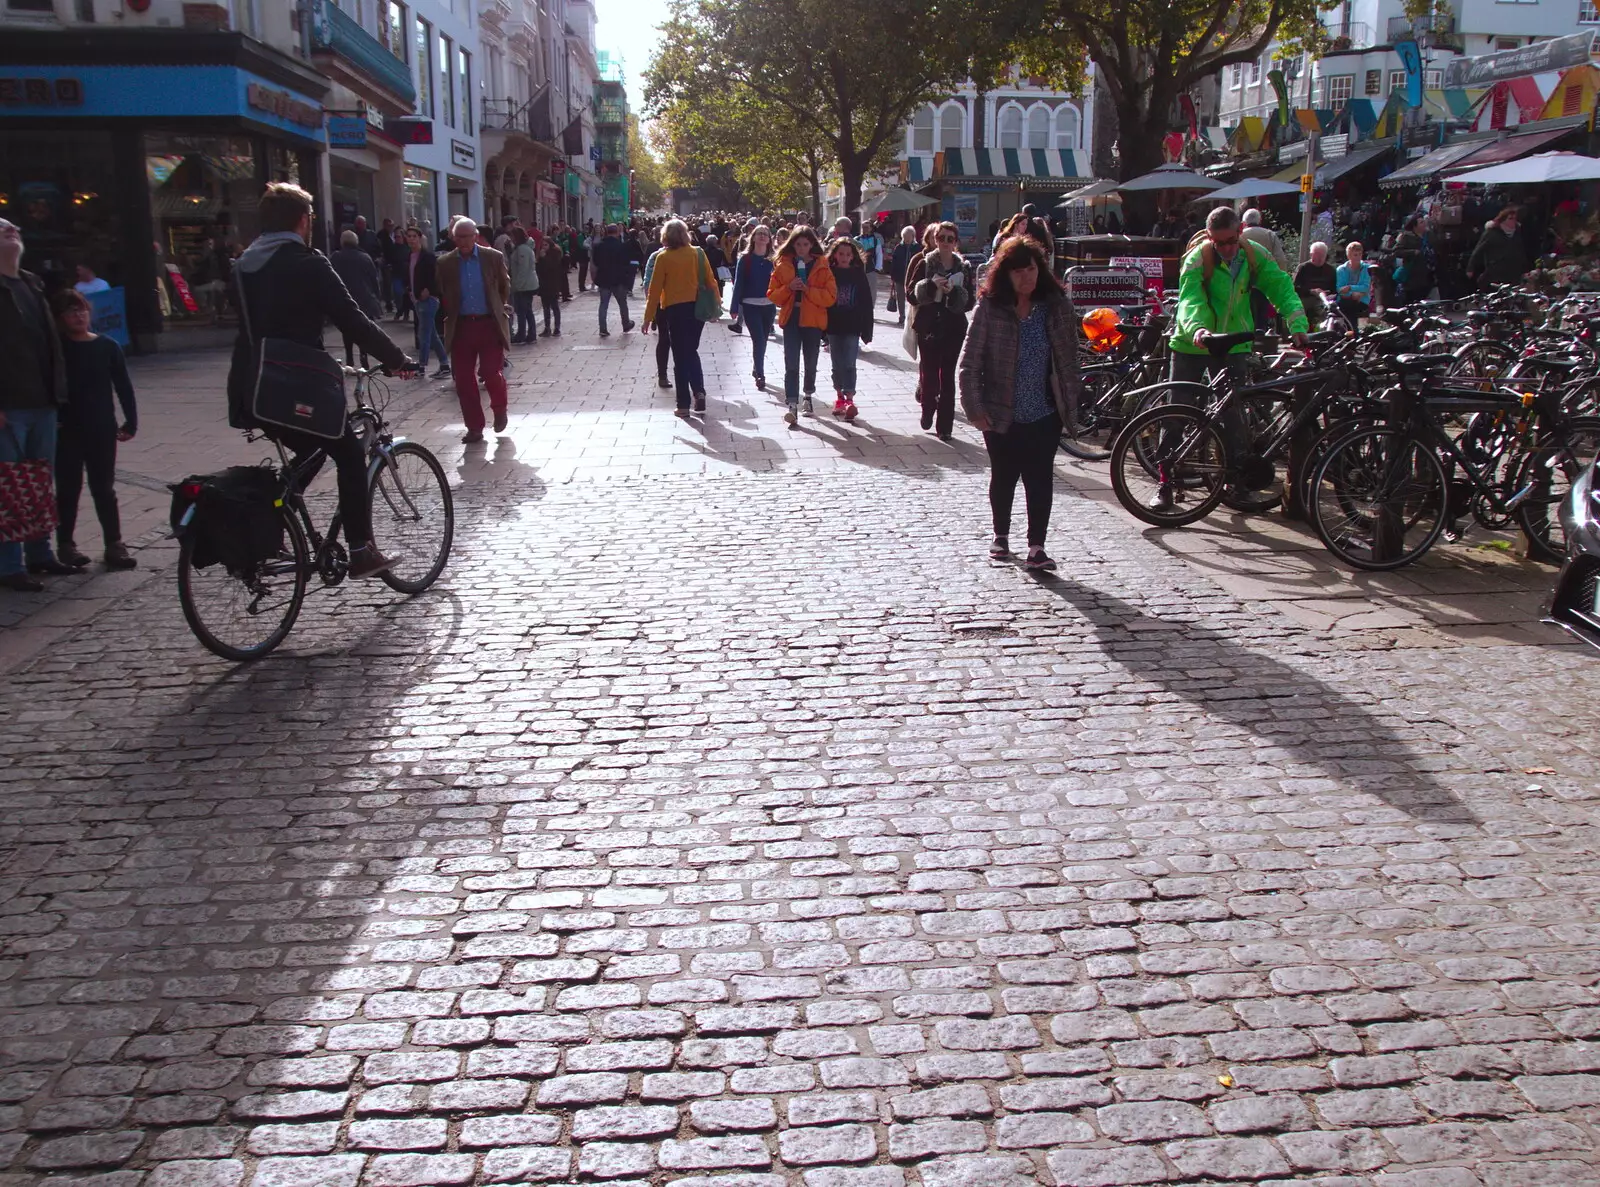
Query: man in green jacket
1169 206 1310 468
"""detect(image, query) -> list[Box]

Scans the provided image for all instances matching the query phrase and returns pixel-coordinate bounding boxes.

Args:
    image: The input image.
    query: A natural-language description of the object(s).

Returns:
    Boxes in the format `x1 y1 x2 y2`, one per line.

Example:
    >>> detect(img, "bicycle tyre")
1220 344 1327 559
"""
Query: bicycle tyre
1293 414 1378 515
177 510 309 661
1109 404 1229 527
372 441 454 594
1514 416 1600 565
1060 366 1125 461
1309 427 1449 571
1449 340 1517 387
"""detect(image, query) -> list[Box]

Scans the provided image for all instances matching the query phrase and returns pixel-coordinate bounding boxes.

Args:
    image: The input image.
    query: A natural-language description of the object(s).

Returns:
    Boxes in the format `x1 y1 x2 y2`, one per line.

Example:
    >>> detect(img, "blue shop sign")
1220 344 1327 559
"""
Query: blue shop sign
0 65 325 143
327 116 368 149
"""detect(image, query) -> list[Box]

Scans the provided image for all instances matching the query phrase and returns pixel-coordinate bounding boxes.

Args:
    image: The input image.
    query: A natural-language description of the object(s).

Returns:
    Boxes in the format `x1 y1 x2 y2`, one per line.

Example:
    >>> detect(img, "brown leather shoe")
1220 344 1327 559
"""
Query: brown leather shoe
348 546 399 579
104 542 137 570
461 431 485 444
493 410 508 433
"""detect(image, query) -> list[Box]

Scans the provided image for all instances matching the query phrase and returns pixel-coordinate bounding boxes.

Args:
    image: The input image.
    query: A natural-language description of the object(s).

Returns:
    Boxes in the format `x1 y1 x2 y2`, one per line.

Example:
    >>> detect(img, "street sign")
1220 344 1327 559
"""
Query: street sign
1300 174 1313 194
551 159 566 178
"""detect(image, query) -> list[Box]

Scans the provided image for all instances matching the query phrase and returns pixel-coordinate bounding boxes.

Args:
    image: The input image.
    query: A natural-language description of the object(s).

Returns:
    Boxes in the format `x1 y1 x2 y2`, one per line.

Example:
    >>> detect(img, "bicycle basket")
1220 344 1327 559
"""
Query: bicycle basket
169 466 284 571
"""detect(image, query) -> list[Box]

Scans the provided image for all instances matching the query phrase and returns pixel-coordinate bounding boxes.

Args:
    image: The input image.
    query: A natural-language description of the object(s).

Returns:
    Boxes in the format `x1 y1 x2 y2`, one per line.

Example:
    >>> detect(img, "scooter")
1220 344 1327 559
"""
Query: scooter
1544 454 1600 649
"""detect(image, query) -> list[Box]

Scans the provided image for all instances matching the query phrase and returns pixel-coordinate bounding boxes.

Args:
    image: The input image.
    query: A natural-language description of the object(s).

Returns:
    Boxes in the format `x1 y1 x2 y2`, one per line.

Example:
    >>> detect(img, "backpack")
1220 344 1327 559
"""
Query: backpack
170 465 285 572
1185 230 1262 288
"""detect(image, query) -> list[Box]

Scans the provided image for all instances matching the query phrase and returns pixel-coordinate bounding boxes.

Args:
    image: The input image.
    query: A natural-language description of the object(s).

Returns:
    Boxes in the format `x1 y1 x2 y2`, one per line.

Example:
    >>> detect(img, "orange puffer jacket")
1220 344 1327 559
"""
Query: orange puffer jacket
767 255 836 330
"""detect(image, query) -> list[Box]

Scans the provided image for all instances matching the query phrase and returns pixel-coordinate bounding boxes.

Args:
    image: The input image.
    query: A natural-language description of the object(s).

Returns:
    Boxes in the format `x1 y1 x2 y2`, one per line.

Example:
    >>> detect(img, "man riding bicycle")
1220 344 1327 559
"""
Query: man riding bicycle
1170 206 1311 490
227 183 417 578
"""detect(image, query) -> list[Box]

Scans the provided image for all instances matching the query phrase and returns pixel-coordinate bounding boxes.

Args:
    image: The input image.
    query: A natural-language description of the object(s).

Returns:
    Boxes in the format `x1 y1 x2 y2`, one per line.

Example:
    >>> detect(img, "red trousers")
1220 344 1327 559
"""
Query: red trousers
450 317 508 434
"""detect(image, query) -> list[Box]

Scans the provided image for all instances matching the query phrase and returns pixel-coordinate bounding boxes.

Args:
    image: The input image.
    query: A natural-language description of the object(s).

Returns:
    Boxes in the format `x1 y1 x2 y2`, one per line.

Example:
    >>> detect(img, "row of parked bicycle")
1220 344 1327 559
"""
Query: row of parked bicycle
1064 287 1600 581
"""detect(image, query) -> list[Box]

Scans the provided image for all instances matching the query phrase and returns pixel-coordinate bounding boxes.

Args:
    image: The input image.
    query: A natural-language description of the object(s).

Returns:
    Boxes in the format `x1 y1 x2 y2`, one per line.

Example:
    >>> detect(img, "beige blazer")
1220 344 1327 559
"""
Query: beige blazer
436 245 512 350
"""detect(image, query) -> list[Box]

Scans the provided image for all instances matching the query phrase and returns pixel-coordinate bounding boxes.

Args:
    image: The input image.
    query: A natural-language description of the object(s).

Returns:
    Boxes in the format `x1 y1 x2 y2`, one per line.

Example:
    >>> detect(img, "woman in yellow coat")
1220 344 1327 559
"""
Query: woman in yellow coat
766 226 836 425
644 218 721 416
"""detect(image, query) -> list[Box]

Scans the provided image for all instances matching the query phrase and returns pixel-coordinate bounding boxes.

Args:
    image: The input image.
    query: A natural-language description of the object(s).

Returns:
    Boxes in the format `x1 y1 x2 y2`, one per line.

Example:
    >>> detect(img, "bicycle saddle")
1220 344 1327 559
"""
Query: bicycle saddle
1202 330 1258 356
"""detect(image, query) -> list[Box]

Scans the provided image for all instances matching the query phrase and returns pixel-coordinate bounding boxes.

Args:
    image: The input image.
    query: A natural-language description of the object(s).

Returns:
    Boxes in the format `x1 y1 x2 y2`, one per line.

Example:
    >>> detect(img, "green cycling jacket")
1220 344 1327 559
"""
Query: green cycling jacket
1169 238 1309 356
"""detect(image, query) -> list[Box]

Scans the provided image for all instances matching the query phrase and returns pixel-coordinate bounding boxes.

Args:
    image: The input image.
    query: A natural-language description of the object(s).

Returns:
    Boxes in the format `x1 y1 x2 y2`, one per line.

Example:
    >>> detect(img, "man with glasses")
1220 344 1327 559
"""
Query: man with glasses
1169 206 1309 490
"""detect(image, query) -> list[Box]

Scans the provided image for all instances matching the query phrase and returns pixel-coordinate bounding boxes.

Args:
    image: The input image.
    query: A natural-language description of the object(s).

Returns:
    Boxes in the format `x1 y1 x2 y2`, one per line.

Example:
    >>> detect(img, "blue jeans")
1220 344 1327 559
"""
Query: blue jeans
662 302 705 407
742 302 775 379
782 321 822 405
414 296 445 368
828 332 860 395
0 407 60 577
598 284 631 331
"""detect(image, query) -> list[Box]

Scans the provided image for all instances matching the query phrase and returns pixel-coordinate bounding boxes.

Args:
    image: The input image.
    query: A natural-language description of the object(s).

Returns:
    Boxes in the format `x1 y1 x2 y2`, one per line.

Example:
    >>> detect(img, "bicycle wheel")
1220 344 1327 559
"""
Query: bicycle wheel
1514 416 1600 565
1060 367 1123 461
1109 405 1229 527
178 511 309 661
1310 428 1449 571
371 442 454 594
1449 340 1517 387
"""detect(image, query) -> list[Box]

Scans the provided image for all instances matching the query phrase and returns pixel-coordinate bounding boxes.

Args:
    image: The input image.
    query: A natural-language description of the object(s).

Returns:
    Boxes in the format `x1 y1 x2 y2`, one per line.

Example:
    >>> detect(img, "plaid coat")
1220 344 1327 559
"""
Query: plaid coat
957 291 1081 435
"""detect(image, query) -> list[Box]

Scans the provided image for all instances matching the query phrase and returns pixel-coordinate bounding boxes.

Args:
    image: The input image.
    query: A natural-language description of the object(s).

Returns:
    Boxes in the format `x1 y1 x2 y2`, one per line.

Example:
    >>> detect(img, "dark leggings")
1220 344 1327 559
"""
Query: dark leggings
540 292 561 333
55 423 120 549
917 332 964 435
272 424 372 547
985 414 1062 547
513 290 537 340
655 314 673 376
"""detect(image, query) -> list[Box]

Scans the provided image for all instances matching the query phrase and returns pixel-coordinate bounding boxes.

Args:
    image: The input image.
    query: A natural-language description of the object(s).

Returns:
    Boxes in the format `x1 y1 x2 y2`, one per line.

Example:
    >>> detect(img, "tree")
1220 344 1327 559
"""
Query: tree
645 0 1033 216
1015 0 1337 180
626 113 670 211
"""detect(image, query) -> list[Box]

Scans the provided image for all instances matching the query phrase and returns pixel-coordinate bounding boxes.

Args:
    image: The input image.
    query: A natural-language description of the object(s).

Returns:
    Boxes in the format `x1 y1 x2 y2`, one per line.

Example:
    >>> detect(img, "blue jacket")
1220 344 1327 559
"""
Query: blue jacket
1336 260 1372 307
730 252 775 309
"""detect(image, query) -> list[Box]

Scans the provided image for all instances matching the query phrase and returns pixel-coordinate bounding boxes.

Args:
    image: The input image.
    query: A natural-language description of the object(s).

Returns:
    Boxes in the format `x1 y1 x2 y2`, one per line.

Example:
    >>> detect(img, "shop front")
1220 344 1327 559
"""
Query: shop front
0 35 328 351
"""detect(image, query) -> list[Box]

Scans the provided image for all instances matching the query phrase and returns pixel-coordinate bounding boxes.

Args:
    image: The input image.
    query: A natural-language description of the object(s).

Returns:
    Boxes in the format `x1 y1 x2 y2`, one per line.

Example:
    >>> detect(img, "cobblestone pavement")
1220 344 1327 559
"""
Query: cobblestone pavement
4 295 1600 1187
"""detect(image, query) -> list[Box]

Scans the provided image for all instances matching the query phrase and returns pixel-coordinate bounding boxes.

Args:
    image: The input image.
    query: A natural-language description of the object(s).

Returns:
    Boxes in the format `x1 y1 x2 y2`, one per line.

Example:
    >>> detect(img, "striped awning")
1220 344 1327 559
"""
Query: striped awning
904 156 934 183
939 148 1094 184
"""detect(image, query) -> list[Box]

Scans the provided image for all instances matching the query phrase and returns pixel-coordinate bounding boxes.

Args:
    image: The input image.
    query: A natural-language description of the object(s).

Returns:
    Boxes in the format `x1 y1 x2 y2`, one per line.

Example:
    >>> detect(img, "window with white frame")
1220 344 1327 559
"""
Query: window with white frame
1055 105 1080 150
1230 63 1243 89
998 106 1023 148
1425 68 1442 88
1388 69 1405 93
938 105 963 149
1248 57 1261 85
1584 0 1600 22
1025 105 1050 149
911 106 934 153
1323 74 1353 108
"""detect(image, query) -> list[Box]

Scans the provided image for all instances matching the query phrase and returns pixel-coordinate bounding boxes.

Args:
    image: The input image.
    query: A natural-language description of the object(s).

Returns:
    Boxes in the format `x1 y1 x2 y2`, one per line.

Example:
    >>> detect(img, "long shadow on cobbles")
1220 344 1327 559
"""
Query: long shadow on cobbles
1032 572 1479 826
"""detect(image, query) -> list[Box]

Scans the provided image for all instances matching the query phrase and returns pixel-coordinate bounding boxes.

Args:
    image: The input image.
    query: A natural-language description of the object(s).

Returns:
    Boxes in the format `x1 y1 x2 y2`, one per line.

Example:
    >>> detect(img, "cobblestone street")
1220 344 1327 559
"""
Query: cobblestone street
4 294 1600 1187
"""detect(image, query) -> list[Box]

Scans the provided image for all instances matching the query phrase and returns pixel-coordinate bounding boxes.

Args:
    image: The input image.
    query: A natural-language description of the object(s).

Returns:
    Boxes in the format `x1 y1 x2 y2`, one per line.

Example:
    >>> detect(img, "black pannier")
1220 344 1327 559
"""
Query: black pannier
169 466 285 571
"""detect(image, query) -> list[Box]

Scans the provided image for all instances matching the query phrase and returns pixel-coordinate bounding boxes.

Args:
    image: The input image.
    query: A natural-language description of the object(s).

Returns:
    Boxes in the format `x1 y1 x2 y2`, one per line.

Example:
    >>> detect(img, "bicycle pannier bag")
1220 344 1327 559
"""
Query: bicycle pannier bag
170 466 284 571
0 428 57 544
236 271 347 440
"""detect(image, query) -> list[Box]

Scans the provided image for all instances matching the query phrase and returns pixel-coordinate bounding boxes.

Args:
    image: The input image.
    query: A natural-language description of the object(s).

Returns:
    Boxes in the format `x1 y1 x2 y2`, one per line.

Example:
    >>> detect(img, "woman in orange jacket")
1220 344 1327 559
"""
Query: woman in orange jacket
767 227 836 425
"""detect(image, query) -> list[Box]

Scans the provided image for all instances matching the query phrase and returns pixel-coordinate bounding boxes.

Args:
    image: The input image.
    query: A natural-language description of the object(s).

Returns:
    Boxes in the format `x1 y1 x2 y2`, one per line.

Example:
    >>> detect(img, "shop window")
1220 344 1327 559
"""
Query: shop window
440 32 454 127
403 164 436 243
144 132 261 330
415 15 433 117
1365 69 1381 95
0 130 118 300
911 107 934 153
7 0 56 10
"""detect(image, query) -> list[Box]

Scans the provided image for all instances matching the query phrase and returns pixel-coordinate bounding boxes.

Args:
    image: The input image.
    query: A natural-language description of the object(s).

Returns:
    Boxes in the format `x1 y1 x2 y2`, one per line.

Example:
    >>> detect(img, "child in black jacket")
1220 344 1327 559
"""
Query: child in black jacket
825 239 873 421
51 290 138 569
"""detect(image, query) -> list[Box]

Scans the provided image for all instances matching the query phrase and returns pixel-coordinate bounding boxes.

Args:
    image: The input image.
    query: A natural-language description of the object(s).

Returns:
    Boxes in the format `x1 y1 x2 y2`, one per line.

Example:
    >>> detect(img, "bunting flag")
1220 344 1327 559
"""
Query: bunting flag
1371 90 1405 138
1268 68 1292 129
1541 64 1600 120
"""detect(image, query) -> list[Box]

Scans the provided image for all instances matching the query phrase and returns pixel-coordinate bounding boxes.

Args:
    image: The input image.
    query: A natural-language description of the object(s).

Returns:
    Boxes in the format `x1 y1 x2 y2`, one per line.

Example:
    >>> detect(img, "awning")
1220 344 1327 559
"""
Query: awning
1540 64 1600 120
1379 139 1491 188
939 148 1093 185
904 156 934 183
1273 144 1388 187
1445 126 1578 172
1507 77 1546 121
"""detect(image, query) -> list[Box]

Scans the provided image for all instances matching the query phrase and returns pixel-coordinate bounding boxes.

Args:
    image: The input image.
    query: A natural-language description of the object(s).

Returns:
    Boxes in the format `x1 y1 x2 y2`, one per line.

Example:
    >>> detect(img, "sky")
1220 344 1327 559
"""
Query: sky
593 0 671 109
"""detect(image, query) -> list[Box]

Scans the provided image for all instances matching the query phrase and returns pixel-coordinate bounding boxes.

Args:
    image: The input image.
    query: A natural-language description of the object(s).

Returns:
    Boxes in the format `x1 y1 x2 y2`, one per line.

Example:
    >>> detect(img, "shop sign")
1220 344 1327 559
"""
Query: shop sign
451 139 475 169
951 193 979 244
1444 30 1595 89
86 287 128 348
1063 266 1147 308
327 116 367 148
0 77 83 107
246 83 321 130
551 159 567 179
565 170 581 196
391 116 434 145
536 180 559 205
1109 257 1165 304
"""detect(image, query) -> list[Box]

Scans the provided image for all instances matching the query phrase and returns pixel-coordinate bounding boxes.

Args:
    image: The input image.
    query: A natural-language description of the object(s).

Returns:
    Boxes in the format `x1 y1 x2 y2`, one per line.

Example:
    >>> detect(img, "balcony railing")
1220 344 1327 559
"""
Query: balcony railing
311 2 416 106
1387 14 1463 51
481 96 557 144
594 100 626 126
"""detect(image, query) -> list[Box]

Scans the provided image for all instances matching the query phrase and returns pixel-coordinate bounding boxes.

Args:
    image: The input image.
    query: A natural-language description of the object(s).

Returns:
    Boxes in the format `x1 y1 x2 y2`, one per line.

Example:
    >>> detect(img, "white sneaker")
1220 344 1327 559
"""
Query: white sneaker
802 396 814 417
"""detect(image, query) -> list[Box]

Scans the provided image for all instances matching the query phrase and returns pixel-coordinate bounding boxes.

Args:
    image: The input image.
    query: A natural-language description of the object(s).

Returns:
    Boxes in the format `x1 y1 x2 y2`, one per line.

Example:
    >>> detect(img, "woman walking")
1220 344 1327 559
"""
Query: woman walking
906 221 975 440
958 237 1080 571
643 218 720 416
729 224 776 391
825 237 872 420
508 227 540 343
888 226 917 327
767 227 836 425
642 243 672 389
404 225 449 378
536 237 565 337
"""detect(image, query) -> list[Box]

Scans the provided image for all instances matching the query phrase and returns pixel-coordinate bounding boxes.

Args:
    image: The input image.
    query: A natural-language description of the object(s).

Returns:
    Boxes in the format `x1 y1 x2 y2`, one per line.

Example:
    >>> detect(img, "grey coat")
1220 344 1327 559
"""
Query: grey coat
330 247 383 319
957 291 1081 434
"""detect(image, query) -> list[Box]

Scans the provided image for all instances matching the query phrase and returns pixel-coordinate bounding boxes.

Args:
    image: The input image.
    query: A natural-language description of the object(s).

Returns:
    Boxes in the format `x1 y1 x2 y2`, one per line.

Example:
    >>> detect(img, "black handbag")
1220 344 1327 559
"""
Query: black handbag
236 271 347 440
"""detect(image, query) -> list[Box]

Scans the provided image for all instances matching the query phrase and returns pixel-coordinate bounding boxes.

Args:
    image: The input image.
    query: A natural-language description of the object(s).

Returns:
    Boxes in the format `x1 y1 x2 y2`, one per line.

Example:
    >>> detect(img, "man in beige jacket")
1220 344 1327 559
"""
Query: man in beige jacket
436 216 512 443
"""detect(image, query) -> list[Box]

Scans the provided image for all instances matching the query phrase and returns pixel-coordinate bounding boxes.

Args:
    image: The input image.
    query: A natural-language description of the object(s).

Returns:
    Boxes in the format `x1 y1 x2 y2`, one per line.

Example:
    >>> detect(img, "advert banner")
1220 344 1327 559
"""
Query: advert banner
1443 30 1595 89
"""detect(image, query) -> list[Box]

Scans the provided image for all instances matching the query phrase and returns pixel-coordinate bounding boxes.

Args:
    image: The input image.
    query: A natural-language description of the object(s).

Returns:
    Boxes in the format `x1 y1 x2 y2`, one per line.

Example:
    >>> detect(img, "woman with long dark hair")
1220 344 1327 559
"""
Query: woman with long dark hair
767 226 836 425
958 236 1080 571
729 225 777 391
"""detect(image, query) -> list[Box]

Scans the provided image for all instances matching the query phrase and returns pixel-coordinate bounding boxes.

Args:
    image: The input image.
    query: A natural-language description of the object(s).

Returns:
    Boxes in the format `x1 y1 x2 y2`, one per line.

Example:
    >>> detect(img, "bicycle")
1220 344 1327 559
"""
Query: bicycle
176 365 454 661
1308 354 1600 570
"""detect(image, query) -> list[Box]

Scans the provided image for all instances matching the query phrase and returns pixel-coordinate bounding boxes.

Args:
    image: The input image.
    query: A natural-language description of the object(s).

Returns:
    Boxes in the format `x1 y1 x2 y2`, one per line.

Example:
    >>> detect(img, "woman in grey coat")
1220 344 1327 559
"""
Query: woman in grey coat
331 229 384 366
958 236 1081 571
